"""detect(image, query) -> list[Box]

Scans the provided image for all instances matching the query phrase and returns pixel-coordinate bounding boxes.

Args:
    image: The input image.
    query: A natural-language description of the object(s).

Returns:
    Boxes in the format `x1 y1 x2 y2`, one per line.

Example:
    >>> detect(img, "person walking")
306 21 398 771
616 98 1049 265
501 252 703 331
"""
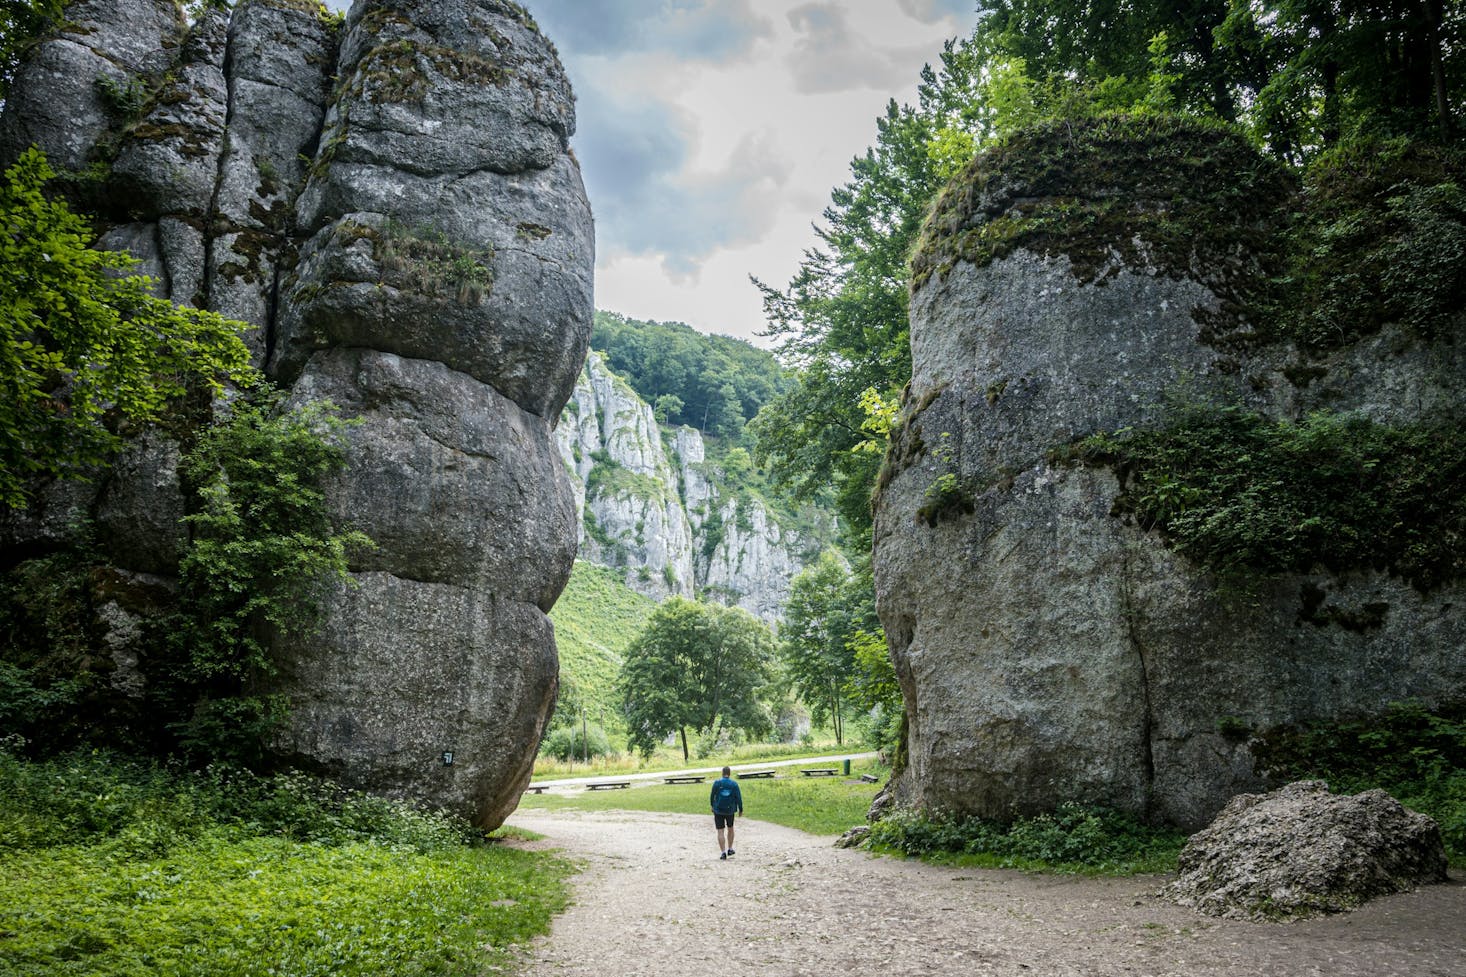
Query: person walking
710 766 743 860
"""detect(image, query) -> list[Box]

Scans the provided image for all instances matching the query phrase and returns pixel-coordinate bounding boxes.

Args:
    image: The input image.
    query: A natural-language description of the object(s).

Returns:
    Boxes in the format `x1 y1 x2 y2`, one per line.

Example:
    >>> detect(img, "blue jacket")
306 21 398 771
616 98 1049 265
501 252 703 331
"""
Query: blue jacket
710 776 743 815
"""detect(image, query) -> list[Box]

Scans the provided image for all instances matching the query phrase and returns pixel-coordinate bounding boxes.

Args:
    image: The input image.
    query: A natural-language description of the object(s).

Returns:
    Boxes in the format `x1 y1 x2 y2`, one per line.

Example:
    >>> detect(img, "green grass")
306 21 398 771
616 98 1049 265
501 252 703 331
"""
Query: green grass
530 736 863 779
0 750 574 977
519 760 885 836
547 561 655 735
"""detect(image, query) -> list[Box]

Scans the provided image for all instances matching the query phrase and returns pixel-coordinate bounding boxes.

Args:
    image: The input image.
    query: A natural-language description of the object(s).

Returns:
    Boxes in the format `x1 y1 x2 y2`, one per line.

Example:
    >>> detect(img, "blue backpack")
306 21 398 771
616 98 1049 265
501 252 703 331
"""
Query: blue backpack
713 779 739 814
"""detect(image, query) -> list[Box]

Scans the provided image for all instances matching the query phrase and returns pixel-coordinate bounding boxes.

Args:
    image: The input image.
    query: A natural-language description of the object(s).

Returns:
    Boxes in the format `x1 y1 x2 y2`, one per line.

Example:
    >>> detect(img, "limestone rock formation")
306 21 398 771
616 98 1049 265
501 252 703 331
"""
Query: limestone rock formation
0 0 590 829
1164 781 1448 920
873 118 1466 829
554 352 819 620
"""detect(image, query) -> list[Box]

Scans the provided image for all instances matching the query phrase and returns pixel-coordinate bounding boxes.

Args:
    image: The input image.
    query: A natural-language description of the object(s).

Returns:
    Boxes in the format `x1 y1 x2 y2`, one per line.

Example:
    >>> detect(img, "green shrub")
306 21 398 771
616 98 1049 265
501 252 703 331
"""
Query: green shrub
866 803 1186 874
1253 700 1466 865
540 723 615 763
1080 403 1466 589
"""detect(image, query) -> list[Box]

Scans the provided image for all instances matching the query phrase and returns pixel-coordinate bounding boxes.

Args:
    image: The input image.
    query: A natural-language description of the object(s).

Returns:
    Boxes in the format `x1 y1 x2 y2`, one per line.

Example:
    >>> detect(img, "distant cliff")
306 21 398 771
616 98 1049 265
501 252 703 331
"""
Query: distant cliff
556 351 825 622
0 0 591 830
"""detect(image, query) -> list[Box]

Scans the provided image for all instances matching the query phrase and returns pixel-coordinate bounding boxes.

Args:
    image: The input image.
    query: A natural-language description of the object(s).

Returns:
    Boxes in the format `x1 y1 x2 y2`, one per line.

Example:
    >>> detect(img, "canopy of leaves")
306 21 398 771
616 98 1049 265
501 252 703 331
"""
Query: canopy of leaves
778 550 864 743
0 148 252 507
619 597 774 759
590 310 788 438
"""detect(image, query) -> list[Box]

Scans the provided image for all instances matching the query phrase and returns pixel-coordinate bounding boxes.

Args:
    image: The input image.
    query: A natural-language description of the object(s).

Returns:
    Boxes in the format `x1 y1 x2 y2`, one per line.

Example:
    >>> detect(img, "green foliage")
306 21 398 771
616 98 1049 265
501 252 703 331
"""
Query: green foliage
159 388 372 763
1279 138 1466 350
778 551 862 744
0 148 253 507
1252 701 1466 865
1079 402 1466 588
540 723 615 763
0 0 63 106
590 310 788 437
0 748 573 977
521 759 885 836
620 598 776 760
546 562 656 738
866 803 1186 874
178 389 371 680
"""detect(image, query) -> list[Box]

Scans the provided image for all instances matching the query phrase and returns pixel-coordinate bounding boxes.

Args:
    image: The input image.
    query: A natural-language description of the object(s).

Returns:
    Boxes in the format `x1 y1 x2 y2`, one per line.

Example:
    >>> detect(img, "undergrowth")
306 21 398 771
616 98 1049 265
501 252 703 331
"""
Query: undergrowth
0 746 573 976
1077 402 1466 589
1253 700 1465 866
865 802 1186 875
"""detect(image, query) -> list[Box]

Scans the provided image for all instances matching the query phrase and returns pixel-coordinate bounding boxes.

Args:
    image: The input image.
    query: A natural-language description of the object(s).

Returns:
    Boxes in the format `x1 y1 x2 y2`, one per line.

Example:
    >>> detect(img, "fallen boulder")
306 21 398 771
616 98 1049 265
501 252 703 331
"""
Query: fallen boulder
1165 780 1448 921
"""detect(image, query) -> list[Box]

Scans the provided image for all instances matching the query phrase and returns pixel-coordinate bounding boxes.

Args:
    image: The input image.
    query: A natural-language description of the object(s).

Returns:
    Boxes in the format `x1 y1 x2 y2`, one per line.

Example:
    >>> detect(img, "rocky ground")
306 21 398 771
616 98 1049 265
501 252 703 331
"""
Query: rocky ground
505 808 1464 977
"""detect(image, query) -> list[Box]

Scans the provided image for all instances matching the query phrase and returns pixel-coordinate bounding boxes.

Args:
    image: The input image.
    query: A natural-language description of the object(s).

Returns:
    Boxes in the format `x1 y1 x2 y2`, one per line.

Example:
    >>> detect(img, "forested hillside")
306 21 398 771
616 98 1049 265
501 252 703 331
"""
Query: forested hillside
590 310 789 437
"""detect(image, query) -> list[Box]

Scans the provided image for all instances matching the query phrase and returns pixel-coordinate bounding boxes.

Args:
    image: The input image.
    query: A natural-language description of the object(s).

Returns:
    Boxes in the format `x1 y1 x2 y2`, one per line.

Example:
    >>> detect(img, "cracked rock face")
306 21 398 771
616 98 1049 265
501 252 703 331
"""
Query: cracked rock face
873 128 1466 830
0 0 590 829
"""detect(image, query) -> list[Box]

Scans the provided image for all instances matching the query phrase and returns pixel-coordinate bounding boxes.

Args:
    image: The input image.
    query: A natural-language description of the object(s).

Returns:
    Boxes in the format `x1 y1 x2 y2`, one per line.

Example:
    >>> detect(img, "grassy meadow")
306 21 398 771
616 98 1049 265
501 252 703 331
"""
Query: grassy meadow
519 758 886 836
0 749 573 977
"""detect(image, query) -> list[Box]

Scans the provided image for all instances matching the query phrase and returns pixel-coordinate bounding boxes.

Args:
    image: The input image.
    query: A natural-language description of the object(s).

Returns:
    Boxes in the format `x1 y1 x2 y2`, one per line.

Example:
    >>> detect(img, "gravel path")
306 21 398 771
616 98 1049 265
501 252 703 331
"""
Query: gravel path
506 808 1465 977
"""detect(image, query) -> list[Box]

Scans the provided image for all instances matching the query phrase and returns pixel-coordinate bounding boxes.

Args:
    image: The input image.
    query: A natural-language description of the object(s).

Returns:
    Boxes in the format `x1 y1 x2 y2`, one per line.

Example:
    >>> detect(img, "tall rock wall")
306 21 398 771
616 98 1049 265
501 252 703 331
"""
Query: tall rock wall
0 0 590 829
554 352 818 621
873 118 1466 829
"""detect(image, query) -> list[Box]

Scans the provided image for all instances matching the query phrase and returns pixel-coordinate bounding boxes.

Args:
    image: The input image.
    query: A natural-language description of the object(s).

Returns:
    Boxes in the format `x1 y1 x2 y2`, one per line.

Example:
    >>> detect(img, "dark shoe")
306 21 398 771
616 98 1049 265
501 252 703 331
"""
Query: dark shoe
720 851 727 860
727 849 735 856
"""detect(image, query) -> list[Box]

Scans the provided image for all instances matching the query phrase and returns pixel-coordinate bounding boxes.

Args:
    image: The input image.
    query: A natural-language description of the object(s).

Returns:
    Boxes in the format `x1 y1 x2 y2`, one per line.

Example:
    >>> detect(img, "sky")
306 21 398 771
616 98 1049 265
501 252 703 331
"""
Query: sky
326 1 982 343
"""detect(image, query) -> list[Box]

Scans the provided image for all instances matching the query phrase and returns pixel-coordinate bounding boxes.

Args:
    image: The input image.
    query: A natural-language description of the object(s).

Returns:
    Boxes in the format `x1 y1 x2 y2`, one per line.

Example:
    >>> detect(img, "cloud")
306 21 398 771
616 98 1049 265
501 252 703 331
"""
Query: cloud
571 82 790 277
785 2 935 94
526 0 772 62
896 0 979 24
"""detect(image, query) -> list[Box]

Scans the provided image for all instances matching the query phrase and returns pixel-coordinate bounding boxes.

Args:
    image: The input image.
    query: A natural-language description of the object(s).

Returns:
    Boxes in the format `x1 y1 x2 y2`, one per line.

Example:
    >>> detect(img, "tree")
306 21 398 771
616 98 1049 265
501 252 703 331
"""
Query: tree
620 597 774 761
778 550 863 744
0 148 253 507
0 0 62 108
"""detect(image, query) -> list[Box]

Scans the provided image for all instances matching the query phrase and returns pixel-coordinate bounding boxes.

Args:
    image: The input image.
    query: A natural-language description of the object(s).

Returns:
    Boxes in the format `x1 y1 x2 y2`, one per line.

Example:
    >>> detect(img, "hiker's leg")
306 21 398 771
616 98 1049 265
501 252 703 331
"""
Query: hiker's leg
726 820 735 850
716 824 727 851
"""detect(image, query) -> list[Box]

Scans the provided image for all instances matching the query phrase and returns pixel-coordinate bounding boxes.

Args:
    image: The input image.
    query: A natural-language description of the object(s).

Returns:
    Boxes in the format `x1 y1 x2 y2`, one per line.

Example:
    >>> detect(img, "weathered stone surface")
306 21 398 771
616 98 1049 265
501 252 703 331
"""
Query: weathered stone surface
1164 781 1449 920
94 433 185 577
0 0 183 169
0 0 591 830
873 122 1466 829
278 155 594 417
287 348 576 608
270 571 558 829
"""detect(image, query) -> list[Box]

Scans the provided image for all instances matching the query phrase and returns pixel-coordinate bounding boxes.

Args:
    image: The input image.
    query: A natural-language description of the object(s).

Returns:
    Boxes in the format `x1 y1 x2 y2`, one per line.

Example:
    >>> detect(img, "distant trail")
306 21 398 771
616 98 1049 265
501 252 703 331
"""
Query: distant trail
528 753 877 790
506 809 1465 977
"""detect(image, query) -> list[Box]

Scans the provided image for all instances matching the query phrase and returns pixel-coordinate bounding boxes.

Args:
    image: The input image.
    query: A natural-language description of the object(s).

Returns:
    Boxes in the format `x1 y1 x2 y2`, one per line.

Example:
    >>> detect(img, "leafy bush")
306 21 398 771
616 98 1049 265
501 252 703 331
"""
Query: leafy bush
1253 700 1466 865
1080 403 1466 588
540 723 615 763
866 802 1186 873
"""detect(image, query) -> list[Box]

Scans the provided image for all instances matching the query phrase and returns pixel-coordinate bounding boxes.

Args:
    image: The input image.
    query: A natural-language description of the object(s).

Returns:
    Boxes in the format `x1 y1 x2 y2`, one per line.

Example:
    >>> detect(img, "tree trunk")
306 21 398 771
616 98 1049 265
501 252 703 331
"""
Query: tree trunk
679 727 689 763
1422 0 1453 134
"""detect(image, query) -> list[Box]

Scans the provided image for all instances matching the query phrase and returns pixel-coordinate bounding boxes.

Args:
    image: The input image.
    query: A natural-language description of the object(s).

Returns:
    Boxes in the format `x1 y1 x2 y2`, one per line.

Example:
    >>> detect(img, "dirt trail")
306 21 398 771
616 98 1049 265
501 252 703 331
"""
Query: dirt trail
506 808 1464 977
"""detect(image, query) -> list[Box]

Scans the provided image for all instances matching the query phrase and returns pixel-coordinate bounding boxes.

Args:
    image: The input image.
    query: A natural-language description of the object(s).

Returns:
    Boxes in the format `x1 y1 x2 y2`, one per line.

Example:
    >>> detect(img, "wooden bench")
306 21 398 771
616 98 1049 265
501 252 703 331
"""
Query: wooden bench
526 786 547 794
586 781 631 790
663 775 706 784
859 774 880 784
800 768 838 777
737 770 776 779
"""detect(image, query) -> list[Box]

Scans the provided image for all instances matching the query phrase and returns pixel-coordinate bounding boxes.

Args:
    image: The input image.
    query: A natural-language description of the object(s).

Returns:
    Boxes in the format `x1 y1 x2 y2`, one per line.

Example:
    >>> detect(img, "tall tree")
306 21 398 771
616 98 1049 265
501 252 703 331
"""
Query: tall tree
778 550 863 744
620 598 774 761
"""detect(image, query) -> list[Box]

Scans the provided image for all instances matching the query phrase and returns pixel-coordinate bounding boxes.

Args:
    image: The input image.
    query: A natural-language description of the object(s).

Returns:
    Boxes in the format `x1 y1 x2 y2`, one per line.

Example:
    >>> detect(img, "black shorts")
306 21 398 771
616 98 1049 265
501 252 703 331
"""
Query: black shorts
714 812 736 829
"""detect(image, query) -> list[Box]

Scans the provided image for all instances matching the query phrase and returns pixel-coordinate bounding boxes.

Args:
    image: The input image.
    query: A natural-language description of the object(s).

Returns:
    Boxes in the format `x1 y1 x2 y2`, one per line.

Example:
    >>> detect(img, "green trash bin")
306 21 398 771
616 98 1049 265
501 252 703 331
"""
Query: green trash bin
843 758 851 776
